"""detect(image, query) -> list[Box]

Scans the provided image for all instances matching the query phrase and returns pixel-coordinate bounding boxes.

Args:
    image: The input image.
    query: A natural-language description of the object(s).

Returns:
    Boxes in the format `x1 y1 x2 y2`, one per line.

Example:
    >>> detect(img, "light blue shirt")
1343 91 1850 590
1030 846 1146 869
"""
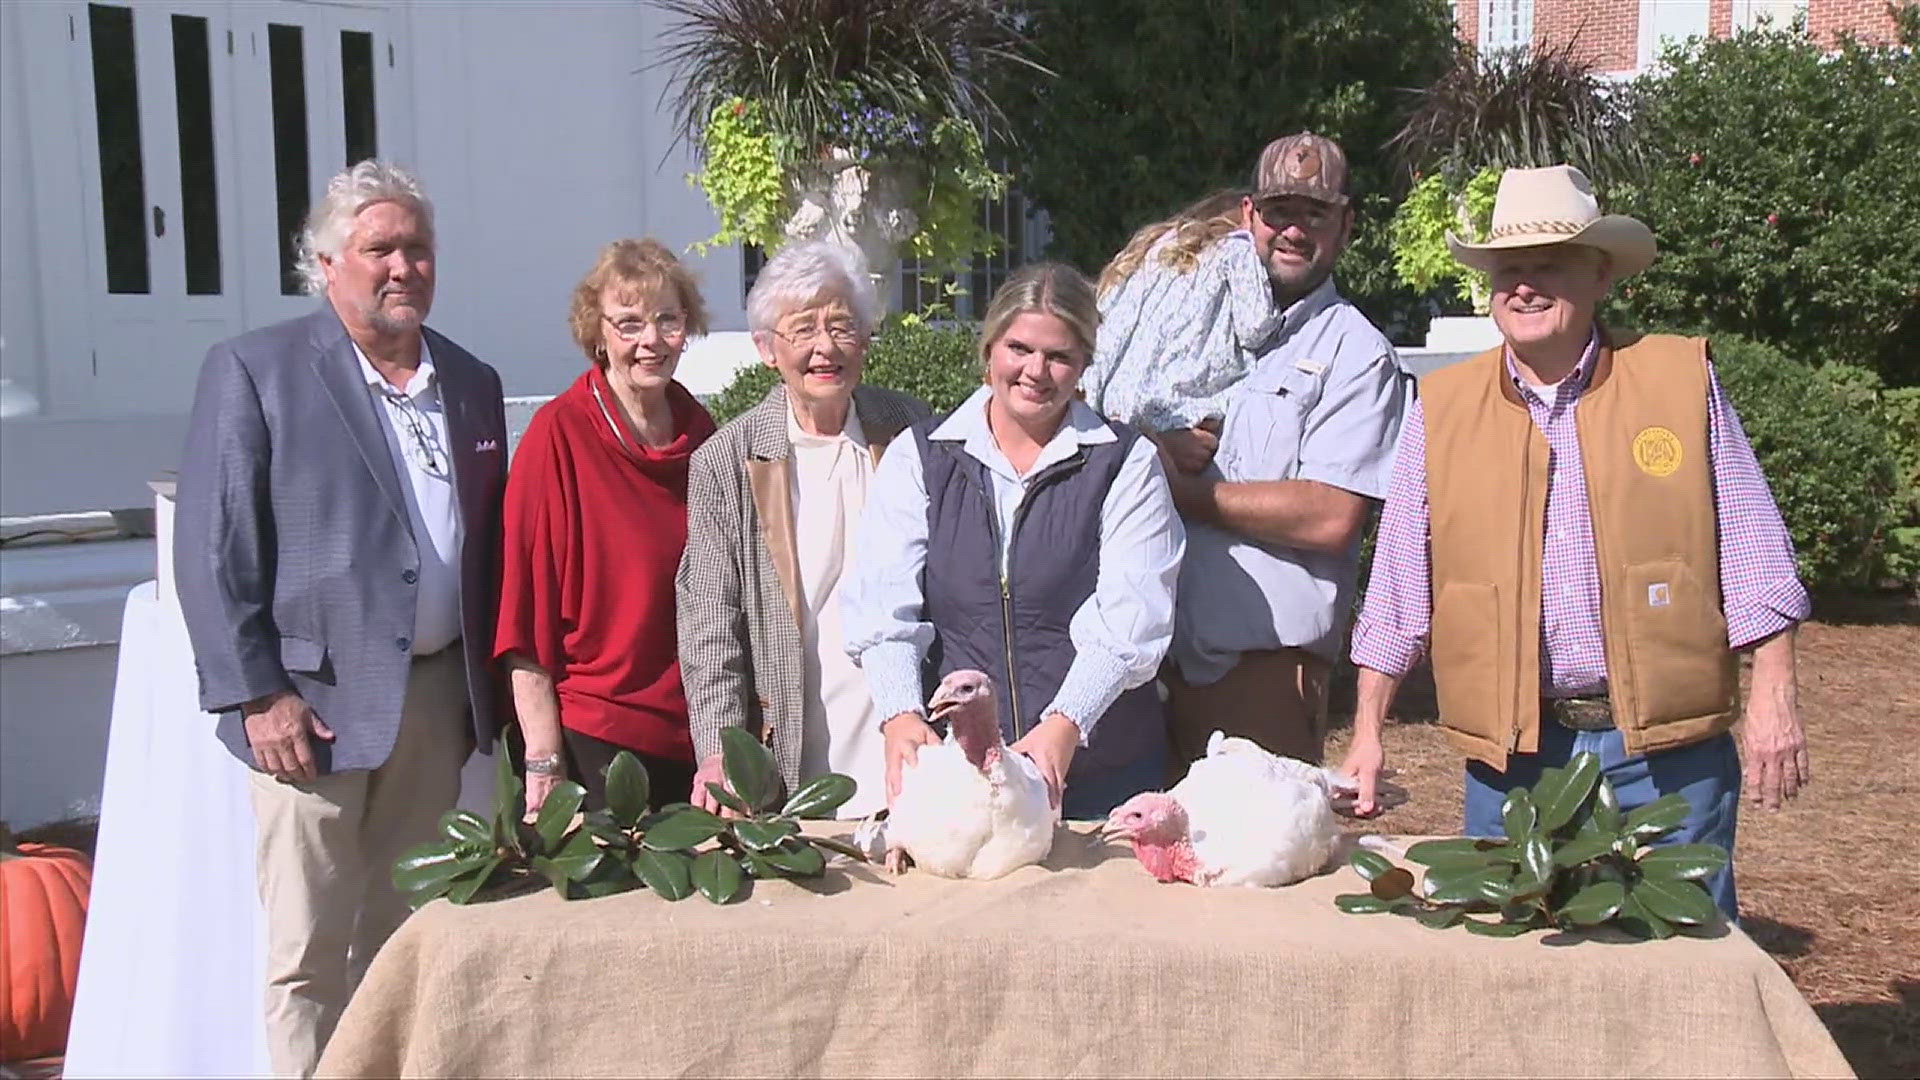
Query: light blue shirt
843 386 1186 744
1171 277 1411 682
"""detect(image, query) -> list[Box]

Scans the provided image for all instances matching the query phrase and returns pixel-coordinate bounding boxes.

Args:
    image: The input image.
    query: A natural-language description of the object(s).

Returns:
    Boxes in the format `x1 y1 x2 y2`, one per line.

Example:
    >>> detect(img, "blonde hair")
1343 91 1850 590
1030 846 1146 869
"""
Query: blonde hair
979 262 1101 368
568 239 709 367
1096 189 1247 298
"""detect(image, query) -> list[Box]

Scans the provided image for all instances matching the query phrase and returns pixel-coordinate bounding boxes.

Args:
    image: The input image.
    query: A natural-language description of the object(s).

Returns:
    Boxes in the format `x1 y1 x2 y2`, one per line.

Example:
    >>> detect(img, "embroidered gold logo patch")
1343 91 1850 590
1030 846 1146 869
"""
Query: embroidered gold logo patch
1632 426 1682 477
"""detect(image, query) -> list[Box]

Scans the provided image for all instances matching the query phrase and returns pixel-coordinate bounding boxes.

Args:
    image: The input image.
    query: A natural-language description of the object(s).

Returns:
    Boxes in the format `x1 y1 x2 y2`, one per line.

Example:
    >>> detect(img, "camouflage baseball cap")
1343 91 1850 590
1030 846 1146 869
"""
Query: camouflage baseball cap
1252 132 1350 207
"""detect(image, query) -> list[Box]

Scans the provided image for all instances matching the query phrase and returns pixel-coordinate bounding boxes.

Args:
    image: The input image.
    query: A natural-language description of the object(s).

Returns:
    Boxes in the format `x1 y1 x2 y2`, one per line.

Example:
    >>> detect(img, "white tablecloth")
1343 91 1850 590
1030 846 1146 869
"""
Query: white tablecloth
65 582 494 1077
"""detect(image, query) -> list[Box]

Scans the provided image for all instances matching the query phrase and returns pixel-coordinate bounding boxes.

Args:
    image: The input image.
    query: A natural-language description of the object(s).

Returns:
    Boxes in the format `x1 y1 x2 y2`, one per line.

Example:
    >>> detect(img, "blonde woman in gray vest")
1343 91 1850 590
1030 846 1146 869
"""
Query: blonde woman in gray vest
844 264 1187 819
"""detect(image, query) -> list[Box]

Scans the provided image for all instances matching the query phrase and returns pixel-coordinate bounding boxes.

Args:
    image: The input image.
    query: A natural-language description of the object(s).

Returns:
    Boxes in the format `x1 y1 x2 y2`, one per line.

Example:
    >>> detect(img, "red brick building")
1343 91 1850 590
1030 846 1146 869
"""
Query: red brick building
1452 1 1905 74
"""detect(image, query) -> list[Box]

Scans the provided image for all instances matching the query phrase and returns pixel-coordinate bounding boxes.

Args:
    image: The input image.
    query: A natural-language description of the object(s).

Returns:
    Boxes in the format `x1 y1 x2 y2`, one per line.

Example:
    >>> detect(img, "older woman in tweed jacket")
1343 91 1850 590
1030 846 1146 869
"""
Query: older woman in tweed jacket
677 242 930 816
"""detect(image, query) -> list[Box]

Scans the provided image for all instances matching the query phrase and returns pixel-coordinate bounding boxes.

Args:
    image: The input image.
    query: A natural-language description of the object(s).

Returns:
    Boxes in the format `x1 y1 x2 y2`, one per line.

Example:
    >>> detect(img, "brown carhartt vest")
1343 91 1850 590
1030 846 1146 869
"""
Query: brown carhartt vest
1420 330 1738 771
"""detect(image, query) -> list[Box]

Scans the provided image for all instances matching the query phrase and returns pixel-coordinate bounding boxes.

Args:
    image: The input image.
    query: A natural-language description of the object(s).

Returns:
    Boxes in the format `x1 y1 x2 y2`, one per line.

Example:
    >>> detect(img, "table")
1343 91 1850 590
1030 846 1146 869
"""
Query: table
318 825 1852 1079
64 581 496 1078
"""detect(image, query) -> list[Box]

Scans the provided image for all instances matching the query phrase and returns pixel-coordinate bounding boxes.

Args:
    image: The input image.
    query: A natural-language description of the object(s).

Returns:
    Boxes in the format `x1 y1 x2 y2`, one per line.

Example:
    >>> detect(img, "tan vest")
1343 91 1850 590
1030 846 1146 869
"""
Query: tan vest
1420 330 1737 770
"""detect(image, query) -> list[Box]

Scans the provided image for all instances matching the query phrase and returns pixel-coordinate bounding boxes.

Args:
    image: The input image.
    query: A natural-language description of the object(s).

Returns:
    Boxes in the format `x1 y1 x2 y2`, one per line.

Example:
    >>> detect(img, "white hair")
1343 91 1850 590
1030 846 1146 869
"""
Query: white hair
294 160 435 296
745 241 882 335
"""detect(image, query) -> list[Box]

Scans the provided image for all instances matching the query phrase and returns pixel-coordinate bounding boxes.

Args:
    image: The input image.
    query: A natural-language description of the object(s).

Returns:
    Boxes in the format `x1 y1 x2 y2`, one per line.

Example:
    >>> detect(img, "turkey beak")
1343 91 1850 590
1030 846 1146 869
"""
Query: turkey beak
1098 814 1129 842
926 685 961 723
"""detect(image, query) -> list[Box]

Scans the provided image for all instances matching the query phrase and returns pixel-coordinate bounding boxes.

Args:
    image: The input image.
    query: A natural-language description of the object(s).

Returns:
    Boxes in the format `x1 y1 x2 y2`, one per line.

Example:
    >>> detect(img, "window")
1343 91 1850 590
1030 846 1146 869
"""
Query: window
340 30 378 165
1479 0 1534 55
896 185 1046 320
268 23 310 296
1639 0 1711 67
88 4 149 295
171 14 221 296
1732 0 1804 31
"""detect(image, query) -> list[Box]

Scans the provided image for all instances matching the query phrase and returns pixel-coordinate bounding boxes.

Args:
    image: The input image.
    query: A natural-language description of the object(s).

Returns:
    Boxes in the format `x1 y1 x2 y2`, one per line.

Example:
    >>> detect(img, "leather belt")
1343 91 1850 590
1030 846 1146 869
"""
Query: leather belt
1543 695 1615 731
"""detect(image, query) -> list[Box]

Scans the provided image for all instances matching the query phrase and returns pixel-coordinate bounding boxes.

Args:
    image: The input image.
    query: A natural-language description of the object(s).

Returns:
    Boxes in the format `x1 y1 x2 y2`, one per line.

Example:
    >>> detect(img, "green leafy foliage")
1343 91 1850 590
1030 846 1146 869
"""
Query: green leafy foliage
688 99 791 254
1334 751 1729 940
1708 336 1899 590
993 0 1457 340
1611 17 1920 385
707 315 983 425
391 732 861 908
1389 168 1499 309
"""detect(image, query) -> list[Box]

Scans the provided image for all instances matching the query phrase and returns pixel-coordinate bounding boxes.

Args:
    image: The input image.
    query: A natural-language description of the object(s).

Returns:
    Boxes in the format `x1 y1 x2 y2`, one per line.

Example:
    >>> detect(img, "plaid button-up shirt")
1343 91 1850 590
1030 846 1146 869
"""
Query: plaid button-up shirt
1351 332 1810 695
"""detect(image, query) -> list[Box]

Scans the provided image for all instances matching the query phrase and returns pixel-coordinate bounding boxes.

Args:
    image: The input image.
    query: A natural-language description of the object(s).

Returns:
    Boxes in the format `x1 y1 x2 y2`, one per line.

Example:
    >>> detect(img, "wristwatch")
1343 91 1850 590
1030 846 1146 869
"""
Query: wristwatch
525 752 565 777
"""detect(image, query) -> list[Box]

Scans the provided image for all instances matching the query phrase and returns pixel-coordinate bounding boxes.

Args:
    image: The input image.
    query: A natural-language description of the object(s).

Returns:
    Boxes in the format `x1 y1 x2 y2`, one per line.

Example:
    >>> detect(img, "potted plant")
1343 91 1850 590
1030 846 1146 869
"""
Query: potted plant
1386 39 1640 348
656 0 1048 275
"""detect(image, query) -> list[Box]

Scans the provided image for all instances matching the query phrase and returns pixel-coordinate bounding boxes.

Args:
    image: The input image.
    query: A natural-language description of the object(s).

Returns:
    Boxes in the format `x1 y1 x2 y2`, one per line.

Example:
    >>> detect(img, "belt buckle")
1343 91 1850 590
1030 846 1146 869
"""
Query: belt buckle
1547 696 1615 731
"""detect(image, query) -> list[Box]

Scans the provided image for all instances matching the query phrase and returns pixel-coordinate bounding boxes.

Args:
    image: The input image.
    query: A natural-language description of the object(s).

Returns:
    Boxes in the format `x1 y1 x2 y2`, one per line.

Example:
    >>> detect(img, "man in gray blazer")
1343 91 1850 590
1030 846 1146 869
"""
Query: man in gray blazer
174 160 506 1077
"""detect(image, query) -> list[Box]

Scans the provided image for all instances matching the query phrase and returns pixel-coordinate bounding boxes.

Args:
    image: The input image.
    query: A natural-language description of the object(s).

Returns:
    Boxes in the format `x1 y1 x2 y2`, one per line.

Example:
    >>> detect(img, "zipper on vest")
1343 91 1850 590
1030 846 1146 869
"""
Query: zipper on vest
1000 570 1022 740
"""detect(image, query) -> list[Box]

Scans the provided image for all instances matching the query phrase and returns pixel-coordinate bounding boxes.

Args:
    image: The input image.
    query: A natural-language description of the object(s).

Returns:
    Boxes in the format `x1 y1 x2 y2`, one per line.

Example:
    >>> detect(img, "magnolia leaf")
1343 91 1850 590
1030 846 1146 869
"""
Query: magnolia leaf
759 840 827 877
547 829 603 882
1405 837 1501 864
1592 777 1624 834
719 726 776 810
1501 789 1537 844
1631 876 1717 926
634 849 695 900
493 742 523 842
605 751 651 828
734 818 802 852
782 774 857 818
806 834 871 862
533 781 586 855
1415 904 1466 930
741 851 781 879
1335 893 1394 914
1536 752 1601 832
1616 888 1676 940
578 861 640 899
705 782 753 817
1463 918 1534 938
1551 831 1616 869
1556 880 1627 926
1522 835 1553 887
444 857 502 905
1425 865 1508 906
1637 843 1729 882
441 809 491 846
1349 848 1395 882
393 843 482 901
641 807 730 852
693 849 747 904
1370 867 1417 901
1624 793 1692 838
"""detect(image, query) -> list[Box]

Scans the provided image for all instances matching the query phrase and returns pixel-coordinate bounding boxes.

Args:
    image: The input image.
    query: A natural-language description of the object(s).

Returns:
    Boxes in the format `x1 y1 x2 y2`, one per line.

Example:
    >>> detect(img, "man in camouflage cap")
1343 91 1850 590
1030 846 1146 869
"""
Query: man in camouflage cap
1145 132 1413 777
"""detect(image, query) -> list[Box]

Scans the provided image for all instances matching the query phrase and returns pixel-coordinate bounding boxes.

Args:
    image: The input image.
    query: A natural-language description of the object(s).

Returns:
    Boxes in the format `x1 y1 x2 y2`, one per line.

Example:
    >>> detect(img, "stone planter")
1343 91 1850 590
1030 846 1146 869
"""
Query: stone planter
1423 315 1502 353
783 150 923 279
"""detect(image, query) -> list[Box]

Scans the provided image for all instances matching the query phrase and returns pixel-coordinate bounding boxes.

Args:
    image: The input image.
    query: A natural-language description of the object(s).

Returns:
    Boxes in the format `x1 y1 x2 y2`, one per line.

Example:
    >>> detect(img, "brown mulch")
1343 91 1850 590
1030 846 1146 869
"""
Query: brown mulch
1326 594 1920 1080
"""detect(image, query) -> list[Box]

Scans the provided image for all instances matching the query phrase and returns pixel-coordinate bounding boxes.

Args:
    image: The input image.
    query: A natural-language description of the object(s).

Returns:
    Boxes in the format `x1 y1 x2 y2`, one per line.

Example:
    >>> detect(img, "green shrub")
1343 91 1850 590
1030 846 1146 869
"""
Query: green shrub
1614 15 1920 384
706 316 983 425
1711 337 1898 590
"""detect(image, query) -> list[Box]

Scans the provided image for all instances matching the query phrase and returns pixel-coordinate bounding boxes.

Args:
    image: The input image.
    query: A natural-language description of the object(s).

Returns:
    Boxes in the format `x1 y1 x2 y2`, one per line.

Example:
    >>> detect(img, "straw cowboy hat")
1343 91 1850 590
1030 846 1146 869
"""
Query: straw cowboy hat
1447 164 1657 277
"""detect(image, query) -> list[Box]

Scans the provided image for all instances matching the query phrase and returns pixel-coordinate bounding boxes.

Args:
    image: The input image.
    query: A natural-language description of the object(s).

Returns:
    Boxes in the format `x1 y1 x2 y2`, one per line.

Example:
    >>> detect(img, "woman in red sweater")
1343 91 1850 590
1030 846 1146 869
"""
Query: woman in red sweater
496 239 717 811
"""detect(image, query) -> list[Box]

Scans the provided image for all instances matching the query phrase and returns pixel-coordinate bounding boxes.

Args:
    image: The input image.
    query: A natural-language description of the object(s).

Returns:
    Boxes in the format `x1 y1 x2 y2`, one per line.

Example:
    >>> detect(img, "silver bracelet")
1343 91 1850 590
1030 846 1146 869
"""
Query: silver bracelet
525 752 565 776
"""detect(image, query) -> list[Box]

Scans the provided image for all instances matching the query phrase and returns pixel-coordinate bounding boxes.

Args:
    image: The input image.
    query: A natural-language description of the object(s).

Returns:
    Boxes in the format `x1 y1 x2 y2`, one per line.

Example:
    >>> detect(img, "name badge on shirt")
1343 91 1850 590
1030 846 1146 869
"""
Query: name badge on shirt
1293 358 1327 376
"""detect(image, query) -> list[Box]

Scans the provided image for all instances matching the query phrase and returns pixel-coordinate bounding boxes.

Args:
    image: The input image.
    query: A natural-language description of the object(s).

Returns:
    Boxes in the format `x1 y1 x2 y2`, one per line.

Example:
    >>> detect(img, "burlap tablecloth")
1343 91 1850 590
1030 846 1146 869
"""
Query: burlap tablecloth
318 827 1852 1078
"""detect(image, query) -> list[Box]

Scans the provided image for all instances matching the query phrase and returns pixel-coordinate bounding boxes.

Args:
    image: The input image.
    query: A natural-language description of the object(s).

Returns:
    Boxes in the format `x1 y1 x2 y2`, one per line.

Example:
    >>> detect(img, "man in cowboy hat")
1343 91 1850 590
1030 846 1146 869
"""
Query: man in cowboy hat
1341 164 1810 921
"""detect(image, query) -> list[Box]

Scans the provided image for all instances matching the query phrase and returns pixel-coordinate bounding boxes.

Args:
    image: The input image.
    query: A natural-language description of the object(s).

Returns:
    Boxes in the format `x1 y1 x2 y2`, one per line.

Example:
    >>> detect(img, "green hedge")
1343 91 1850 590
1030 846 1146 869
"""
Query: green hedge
707 317 983 425
1711 336 1899 591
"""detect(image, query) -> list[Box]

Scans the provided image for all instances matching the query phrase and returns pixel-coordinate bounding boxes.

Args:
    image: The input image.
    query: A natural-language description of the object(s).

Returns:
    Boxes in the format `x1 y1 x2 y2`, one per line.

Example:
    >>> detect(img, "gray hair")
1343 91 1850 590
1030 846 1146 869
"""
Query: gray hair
745 241 882 335
294 160 435 296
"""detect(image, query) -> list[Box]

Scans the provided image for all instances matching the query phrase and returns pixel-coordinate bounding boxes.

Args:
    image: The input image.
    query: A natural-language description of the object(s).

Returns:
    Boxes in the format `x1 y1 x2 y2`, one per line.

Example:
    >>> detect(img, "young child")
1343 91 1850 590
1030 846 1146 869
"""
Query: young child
1085 190 1283 459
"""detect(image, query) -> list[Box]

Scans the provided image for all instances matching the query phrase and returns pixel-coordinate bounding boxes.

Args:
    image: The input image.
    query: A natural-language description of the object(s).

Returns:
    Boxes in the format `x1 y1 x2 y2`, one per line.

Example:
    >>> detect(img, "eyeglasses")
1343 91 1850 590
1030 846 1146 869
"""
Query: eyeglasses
1257 200 1335 232
379 389 450 479
770 321 864 349
603 311 688 341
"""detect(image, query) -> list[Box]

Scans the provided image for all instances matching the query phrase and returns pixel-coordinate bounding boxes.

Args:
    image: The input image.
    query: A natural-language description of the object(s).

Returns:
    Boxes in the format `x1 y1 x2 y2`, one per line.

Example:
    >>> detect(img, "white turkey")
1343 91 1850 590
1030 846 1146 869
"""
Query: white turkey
1101 730 1357 887
881 669 1057 879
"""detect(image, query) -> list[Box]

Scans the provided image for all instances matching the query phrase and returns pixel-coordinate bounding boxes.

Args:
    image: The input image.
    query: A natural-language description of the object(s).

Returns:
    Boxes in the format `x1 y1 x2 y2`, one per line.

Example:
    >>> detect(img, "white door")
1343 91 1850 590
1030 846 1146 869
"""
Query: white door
230 0 406 329
68 0 245 416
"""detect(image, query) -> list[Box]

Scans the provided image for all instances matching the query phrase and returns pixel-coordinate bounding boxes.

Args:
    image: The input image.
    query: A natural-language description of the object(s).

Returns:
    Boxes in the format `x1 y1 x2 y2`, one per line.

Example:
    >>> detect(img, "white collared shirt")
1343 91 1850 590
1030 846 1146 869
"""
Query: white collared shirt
357 341 463 656
785 406 885 818
843 386 1185 744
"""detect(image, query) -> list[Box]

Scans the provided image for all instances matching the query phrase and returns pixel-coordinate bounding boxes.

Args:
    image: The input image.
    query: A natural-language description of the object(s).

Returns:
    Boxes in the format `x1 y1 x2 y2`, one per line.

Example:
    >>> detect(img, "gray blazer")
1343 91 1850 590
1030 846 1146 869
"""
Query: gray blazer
174 304 508 773
676 383 930 795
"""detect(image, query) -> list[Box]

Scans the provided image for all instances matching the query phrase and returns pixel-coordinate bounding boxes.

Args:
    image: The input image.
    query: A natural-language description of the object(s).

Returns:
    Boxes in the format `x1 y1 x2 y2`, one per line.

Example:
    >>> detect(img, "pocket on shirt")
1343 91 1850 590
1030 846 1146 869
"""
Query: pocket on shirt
1616 558 1736 726
1220 375 1314 481
1431 581 1505 745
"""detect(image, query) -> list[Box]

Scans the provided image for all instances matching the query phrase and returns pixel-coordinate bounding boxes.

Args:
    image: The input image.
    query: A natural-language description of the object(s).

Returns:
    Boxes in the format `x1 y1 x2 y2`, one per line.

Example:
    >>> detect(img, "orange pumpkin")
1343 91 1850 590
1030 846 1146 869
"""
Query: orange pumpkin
0 838 91 1062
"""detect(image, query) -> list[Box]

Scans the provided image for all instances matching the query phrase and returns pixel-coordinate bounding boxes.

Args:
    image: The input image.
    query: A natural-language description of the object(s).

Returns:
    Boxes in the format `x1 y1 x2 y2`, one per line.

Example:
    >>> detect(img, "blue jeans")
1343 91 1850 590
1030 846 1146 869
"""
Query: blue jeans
1463 724 1742 922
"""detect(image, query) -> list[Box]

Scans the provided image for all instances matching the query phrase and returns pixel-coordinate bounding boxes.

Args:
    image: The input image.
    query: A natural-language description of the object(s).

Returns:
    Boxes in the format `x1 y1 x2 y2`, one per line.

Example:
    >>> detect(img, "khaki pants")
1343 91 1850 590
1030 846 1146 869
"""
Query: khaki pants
1164 648 1331 784
247 647 471 1078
